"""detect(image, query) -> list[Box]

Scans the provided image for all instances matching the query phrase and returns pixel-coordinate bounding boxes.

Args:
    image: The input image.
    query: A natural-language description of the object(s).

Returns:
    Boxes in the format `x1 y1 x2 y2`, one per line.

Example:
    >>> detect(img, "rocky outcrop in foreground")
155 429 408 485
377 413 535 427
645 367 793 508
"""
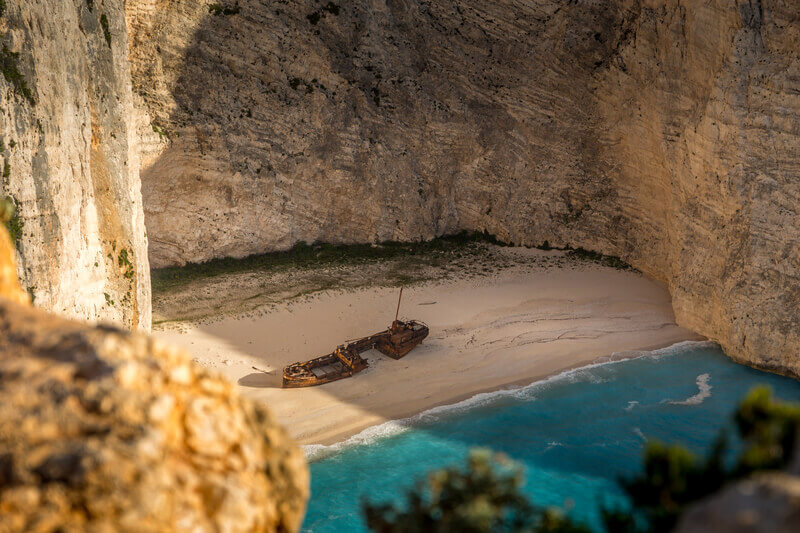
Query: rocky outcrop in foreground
0 227 308 531
677 470 800 533
0 0 150 329
128 0 800 377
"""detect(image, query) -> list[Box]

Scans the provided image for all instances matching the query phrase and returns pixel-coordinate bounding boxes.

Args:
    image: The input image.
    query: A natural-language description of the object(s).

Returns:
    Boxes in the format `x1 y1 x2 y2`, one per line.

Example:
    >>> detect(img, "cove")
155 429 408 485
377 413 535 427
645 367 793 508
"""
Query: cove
302 342 800 532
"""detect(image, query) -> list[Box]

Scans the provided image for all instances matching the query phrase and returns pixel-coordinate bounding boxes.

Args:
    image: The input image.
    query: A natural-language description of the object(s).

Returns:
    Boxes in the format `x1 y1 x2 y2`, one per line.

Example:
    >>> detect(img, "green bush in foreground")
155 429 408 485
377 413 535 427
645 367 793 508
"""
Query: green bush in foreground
363 387 800 532
364 449 588 533
612 386 800 532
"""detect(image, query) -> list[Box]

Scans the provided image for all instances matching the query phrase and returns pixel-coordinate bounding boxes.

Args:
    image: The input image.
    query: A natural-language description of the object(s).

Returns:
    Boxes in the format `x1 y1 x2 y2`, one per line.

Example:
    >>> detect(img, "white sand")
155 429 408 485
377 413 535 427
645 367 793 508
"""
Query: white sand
155 258 701 445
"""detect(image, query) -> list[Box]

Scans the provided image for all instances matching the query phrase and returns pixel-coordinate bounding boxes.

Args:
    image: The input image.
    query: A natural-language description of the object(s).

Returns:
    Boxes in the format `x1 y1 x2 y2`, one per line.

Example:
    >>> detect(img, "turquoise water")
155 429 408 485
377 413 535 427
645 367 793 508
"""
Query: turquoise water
302 342 800 532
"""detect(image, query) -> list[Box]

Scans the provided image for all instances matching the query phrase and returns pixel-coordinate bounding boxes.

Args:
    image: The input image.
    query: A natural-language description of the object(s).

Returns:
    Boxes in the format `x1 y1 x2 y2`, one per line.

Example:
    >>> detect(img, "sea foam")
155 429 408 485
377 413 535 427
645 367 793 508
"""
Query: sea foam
625 401 639 411
668 373 712 405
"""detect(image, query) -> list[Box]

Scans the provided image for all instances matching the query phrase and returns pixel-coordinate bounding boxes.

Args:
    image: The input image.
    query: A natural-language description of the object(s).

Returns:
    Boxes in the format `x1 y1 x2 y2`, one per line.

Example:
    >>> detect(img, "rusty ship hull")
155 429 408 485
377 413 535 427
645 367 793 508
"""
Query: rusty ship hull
281 320 429 388
375 320 430 359
281 345 369 388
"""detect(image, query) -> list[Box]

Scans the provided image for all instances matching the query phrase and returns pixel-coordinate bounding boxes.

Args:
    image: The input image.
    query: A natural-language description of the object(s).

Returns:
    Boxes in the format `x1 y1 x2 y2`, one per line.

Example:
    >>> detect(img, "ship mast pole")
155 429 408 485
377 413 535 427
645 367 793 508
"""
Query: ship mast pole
394 287 403 322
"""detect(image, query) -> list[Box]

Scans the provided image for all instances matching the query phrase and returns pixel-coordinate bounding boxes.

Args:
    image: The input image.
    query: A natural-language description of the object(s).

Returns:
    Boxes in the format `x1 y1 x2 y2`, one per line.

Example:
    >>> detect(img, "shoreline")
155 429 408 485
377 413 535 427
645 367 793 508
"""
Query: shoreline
308 338 708 449
303 339 717 460
153 249 703 445
301 336 704 447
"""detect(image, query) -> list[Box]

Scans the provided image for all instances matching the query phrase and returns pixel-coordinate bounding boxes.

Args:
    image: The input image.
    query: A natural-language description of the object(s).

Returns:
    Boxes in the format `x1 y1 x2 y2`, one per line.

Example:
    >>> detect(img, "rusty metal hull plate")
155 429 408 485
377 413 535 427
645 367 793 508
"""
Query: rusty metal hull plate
281 320 429 388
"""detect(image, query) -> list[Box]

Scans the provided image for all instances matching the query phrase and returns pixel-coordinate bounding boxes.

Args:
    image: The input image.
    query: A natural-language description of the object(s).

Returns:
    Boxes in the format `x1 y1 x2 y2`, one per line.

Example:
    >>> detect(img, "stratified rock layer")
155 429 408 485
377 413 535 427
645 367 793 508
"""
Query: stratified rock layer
0 1 150 329
128 0 800 376
0 224 309 532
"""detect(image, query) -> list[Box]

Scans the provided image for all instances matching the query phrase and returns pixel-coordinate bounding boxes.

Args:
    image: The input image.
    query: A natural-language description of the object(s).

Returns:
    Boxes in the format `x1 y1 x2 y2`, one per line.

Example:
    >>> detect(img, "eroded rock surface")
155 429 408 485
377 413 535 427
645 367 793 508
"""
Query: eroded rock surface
0 1 150 329
128 0 800 376
676 472 800 533
0 227 309 532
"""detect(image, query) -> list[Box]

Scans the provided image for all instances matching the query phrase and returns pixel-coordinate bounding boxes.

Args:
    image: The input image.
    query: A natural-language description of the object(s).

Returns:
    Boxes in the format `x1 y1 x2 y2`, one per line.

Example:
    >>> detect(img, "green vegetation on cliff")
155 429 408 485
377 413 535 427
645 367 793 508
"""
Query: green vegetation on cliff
208 3 240 16
0 196 21 247
100 14 111 46
307 2 340 25
152 231 506 294
151 232 641 324
0 44 34 105
152 231 637 295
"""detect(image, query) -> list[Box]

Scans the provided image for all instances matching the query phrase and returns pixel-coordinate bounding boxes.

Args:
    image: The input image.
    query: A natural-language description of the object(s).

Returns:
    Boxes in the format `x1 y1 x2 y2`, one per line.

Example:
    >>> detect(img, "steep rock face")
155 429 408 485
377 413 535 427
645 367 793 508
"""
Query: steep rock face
593 0 800 378
128 1 799 375
129 0 637 264
0 1 150 329
0 225 309 532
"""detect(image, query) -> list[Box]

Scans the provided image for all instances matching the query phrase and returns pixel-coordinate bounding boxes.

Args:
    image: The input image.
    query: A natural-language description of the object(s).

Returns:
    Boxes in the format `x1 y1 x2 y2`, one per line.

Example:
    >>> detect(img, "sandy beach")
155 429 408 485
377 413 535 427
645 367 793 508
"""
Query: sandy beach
154 248 702 445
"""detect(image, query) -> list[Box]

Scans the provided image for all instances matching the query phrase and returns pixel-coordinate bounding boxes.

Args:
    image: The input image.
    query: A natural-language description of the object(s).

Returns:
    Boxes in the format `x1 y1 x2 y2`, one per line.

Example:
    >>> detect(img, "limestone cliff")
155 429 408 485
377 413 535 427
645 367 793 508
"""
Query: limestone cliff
0 1 150 330
128 0 800 376
0 224 309 531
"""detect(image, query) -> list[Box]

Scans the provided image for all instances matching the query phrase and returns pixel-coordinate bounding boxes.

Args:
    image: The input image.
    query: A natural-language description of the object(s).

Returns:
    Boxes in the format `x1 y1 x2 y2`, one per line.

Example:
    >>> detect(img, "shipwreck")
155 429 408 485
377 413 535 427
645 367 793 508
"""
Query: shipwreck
281 288 429 388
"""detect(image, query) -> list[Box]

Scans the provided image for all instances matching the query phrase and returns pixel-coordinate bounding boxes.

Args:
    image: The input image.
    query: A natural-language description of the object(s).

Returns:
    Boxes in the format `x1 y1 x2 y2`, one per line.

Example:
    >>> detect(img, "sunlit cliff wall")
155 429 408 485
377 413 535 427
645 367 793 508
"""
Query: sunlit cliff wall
0 0 150 329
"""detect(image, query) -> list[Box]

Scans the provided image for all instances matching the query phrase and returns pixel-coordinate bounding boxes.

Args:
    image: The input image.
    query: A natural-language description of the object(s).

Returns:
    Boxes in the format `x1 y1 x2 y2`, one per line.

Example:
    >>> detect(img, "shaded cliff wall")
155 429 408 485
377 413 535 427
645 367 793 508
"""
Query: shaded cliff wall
128 1 799 375
0 0 150 330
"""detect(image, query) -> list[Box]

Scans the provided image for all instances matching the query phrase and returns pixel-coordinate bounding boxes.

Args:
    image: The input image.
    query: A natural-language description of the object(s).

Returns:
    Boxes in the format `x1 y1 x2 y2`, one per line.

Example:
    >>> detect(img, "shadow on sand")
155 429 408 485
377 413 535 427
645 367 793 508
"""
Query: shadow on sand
238 370 282 389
